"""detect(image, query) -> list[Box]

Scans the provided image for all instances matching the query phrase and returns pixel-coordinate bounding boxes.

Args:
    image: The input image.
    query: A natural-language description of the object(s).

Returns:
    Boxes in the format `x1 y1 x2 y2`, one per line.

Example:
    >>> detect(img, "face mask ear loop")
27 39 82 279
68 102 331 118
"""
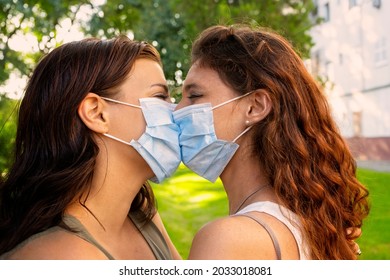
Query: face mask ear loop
212 90 255 110
232 125 253 143
101 97 142 109
103 133 132 146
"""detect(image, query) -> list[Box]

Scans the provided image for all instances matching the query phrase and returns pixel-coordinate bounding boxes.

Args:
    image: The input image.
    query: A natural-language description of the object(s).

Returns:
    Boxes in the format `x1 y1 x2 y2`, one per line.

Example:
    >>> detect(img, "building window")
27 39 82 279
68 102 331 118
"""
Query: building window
353 111 362 137
312 0 319 17
373 0 381 9
311 50 321 77
349 0 358 9
374 37 388 67
339 53 343 65
324 2 330 22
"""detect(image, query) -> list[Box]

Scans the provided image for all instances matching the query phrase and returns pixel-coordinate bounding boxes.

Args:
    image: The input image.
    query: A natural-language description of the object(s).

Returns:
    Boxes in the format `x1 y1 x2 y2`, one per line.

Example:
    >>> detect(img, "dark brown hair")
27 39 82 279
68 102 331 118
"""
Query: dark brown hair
0 36 160 254
192 24 370 259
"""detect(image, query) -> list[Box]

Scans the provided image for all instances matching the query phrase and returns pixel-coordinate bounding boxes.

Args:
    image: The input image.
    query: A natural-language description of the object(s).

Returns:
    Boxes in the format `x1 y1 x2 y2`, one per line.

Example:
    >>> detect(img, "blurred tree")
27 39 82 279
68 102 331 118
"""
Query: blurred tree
171 0 316 81
0 0 95 87
85 0 316 96
1 0 316 92
0 96 18 175
85 0 188 97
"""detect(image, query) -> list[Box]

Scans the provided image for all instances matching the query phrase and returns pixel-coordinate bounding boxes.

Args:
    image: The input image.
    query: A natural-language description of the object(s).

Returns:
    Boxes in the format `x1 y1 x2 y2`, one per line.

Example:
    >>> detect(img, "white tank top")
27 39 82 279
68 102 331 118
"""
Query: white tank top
235 201 310 259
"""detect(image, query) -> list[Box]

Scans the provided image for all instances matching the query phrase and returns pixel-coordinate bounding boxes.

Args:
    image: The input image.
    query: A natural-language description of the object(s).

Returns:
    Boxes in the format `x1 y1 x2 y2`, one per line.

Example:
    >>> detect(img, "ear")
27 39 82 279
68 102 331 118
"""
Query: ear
78 93 109 133
244 89 273 126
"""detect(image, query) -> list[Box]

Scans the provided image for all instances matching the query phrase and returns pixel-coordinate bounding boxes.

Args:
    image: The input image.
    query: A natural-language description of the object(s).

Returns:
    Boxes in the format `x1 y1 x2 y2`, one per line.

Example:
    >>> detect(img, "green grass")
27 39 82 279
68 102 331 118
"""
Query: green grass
356 169 390 260
152 164 228 258
153 165 390 260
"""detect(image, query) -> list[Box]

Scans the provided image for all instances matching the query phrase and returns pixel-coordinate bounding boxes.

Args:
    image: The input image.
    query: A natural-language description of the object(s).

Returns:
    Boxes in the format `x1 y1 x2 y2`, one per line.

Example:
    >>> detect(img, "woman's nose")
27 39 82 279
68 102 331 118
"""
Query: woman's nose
174 98 189 111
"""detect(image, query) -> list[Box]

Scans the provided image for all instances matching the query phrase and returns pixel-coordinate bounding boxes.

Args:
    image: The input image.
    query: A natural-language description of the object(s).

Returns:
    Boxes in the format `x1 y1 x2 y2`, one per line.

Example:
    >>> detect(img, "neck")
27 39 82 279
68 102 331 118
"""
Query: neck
65 145 150 235
66 174 142 235
220 146 275 215
232 183 270 214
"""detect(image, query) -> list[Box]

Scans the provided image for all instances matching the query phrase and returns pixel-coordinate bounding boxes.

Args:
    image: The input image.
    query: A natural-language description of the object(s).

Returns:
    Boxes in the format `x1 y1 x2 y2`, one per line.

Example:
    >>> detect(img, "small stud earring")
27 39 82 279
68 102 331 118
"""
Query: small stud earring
245 120 250 125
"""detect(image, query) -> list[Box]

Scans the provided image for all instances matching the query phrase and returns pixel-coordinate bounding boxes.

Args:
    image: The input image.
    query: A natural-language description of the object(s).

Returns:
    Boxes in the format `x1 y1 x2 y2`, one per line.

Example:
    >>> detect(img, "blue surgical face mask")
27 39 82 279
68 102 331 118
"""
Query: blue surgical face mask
173 91 253 182
101 97 181 183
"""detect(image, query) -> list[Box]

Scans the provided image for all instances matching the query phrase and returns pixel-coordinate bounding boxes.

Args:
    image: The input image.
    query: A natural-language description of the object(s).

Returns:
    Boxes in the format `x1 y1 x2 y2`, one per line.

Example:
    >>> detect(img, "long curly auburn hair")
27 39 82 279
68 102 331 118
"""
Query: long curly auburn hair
192 24 370 259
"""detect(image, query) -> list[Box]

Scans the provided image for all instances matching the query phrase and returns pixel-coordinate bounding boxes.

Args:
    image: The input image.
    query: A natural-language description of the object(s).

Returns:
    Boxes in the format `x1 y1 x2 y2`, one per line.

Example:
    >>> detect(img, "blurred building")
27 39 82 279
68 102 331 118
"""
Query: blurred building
308 0 390 160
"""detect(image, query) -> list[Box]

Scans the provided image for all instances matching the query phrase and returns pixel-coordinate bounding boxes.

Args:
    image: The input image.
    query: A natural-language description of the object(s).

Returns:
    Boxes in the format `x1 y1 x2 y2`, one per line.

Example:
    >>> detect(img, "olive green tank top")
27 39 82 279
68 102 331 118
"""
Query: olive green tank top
1 212 173 260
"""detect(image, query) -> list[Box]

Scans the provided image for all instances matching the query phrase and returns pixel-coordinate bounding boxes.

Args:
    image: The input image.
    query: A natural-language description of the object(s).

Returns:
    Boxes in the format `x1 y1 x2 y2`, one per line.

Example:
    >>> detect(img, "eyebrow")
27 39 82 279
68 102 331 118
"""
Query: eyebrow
183 82 204 93
150 83 169 93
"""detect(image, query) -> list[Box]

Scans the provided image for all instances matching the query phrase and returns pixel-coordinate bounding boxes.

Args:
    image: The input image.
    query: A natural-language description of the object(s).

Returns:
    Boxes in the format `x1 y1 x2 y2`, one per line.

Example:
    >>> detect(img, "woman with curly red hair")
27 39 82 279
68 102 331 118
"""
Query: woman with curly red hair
174 24 369 259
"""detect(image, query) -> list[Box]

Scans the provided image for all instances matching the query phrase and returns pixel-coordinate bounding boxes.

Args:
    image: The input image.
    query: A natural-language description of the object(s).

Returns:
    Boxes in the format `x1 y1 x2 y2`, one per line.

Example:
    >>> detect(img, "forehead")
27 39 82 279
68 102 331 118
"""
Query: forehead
117 58 168 100
182 64 239 105
130 59 165 83
185 64 217 82
183 64 223 91
121 59 166 89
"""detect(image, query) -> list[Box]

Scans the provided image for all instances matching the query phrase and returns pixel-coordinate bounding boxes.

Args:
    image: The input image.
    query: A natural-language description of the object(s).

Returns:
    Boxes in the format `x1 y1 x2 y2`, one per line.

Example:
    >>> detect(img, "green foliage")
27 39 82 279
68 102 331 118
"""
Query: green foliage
1 0 316 94
85 0 316 101
86 0 141 37
133 1 190 89
0 95 18 175
175 0 316 57
0 0 91 86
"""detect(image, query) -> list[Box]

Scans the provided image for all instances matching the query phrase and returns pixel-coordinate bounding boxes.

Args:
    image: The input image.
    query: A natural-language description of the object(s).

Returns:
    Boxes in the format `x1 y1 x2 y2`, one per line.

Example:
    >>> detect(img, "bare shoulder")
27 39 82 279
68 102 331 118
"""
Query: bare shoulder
188 212 300 260
188 215 281 260
7 229 108 260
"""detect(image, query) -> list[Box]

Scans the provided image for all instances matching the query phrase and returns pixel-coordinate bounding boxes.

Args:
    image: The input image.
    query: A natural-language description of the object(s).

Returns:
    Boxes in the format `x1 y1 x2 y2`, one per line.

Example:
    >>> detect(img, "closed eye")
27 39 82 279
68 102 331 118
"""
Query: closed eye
151 83 170 101
153 92 170 100
182 83 204 102
188 93 203 99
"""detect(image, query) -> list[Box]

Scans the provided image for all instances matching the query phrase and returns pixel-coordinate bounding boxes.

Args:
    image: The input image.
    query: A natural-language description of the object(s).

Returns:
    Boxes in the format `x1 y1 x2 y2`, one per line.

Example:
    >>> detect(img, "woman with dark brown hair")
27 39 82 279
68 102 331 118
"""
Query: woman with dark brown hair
174 24 369 259
0 36 181 259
